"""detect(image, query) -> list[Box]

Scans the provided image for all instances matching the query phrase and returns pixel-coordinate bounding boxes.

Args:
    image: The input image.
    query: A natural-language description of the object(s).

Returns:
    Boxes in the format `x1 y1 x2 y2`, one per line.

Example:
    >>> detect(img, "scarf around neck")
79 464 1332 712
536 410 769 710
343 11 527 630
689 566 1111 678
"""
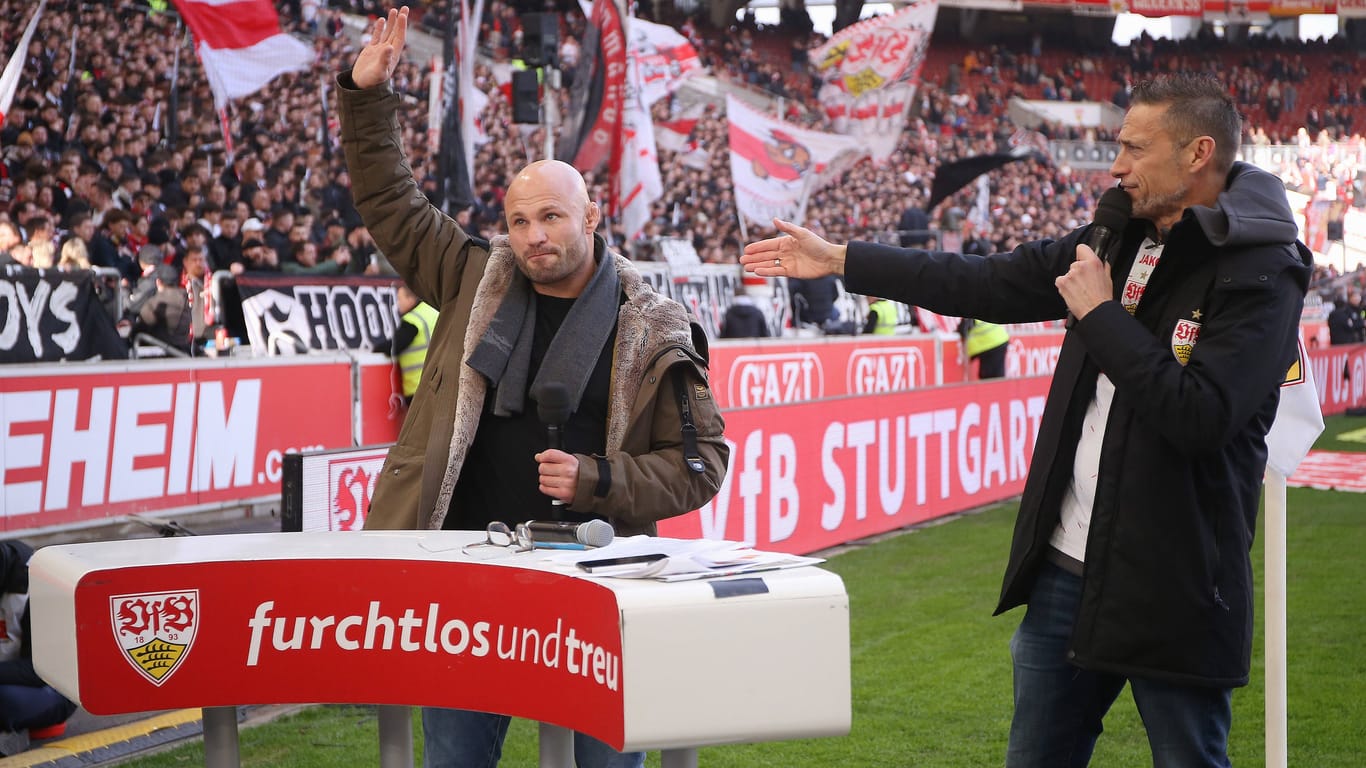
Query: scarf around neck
465 236 620 418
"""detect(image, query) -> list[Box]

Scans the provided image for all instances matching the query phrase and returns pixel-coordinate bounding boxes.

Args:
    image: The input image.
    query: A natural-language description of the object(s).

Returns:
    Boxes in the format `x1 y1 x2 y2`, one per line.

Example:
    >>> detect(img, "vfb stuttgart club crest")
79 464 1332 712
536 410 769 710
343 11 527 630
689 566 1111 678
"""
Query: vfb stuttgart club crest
110 590 198 686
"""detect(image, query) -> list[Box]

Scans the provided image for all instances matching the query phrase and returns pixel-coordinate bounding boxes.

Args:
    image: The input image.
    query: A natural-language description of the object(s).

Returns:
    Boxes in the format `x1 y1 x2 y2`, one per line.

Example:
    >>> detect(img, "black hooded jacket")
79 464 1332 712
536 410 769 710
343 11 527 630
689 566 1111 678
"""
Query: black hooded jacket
844 163 1312 687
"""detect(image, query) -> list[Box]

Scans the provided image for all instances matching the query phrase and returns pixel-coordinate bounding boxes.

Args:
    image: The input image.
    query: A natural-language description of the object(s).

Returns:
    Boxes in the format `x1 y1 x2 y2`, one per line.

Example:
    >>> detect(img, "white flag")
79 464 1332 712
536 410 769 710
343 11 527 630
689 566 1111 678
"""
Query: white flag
1265 338 1324 477
627 17 704 107
0 0 45 125
809 0 938 161
618 42 663 241
727 95 866 226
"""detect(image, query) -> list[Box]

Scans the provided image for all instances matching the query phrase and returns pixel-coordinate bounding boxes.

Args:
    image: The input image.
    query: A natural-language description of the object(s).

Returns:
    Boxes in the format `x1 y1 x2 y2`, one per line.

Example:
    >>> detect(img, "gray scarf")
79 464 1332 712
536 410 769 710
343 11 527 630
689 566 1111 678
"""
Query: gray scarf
466 238 620 417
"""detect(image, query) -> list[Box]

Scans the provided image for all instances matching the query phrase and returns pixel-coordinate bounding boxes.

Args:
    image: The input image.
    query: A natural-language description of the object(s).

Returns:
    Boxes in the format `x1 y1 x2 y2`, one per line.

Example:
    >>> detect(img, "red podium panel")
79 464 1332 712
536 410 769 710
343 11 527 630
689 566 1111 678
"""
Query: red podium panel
31 532 850 753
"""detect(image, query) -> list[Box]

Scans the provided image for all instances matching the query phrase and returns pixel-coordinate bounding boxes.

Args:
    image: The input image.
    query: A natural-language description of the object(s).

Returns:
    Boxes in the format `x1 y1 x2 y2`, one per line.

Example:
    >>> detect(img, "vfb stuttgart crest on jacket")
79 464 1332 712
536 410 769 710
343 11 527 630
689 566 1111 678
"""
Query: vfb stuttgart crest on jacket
111 590 199 686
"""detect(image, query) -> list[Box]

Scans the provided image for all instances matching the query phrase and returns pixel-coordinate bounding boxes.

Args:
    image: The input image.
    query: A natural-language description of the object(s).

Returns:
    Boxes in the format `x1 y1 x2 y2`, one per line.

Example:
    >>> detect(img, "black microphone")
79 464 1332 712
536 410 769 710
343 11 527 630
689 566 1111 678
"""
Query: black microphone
524 519 615 548
1086 186 1133 265
1066 187 1133 328
535 382 573 505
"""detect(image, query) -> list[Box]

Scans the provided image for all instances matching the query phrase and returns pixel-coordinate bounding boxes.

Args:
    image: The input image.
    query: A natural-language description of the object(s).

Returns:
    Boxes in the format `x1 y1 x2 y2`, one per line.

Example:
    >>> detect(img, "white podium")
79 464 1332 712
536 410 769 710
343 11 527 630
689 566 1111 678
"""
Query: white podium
29 531 850 767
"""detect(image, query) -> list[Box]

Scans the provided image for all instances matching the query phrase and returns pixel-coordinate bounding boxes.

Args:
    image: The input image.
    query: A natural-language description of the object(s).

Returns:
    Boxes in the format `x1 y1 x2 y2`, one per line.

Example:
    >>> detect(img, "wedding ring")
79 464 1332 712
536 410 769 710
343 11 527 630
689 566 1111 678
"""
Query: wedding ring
774 258 781 267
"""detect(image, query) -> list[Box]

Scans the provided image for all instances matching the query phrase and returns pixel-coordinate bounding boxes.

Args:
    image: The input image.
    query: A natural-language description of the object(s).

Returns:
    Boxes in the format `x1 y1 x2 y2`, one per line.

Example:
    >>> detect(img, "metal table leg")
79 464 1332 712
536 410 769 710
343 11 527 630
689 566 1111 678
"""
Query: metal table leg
202 707 240 768
378 705 415 768
661 747 699 768
539 722 574 768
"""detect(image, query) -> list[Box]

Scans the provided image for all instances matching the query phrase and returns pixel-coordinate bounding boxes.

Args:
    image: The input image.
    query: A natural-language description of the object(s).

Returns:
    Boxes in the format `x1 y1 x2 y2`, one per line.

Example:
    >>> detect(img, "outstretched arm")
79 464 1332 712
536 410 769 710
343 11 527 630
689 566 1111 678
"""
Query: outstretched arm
351 7 409 89
740 218 847 279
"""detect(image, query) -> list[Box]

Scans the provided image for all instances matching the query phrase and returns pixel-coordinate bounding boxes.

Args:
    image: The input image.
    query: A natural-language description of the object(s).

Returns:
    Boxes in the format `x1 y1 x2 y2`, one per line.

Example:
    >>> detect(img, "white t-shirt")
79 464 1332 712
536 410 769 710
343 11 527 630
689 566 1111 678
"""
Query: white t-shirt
1049 237 1165 562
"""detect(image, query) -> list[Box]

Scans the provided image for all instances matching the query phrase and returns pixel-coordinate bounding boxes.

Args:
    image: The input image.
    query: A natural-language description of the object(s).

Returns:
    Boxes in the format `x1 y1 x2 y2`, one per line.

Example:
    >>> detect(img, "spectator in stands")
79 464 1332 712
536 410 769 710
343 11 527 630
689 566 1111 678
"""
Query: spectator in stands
57 238 91 272
0 540 78 744
131 264 193 354
743 74 1312 768
212 213 243 272
719 285 770 338
281 240 349 275
232 239 280 274
339 11 727 768
25 217 55 269
0 221 19 262
345 224 383 271
91 209 137 281
126 245 167 319
1327 290 1364 345
241 217 267 245
264 207 294 258
181 244 213 346
0 243 33 268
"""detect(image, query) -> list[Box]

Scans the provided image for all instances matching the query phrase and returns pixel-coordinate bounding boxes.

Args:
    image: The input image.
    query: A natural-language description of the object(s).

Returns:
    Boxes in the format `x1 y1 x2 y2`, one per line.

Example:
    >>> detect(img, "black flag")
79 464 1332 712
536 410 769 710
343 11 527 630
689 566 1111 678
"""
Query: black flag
437 0 474 214
926 149 1042 214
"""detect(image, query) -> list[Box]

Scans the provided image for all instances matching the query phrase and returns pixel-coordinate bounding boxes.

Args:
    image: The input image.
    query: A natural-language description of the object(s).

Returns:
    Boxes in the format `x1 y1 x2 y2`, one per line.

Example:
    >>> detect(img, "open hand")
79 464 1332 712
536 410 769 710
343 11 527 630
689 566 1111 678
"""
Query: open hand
352 7 409 89
739 218 846 279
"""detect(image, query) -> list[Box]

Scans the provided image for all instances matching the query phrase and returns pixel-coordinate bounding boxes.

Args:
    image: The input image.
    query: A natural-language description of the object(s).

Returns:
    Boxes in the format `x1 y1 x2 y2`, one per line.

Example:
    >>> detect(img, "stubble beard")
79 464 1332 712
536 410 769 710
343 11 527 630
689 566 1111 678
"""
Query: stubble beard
521 239 587 286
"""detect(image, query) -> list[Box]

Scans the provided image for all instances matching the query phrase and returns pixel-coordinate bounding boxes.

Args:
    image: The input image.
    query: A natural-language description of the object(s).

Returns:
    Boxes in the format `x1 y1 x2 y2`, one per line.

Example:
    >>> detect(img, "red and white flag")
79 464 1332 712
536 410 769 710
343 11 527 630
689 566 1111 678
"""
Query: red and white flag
171 0 315 110
618 37 663 240
727 95 865 226
627 17 703 108
810 0 938 161
655 100 709 169
0 0 45 126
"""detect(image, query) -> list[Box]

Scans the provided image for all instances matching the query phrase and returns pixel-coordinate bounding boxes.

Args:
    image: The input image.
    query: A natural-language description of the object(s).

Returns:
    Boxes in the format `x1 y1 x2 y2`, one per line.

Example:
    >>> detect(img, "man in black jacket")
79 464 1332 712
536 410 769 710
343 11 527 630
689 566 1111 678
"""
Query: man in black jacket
742 75 1312 767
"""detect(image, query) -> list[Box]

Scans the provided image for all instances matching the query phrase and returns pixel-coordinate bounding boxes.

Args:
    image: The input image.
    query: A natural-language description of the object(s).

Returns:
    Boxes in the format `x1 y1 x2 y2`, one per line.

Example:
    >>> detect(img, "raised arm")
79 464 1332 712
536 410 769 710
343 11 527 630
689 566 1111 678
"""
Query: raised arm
351 7 409 89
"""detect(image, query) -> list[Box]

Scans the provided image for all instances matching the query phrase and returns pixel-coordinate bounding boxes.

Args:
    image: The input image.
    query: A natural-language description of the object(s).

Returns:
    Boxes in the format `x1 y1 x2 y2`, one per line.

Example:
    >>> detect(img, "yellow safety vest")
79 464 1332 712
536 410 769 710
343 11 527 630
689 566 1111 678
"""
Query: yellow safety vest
398 302 438 398
868 300 897 335
964 320 1009 358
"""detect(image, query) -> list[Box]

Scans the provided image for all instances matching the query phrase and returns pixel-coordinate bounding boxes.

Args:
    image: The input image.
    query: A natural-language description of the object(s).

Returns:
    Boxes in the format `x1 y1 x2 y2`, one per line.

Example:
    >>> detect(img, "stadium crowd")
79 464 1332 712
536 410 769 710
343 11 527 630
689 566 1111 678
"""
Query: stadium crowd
0 0 1363 356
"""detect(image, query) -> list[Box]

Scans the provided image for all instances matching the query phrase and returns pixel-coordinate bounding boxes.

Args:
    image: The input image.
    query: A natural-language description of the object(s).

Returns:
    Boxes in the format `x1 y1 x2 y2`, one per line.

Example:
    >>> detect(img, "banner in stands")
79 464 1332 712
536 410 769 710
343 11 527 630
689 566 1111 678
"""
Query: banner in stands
659 376 1052 553
0 268 127 363
235 275 400 355
669 268 744 341
0 358 355 530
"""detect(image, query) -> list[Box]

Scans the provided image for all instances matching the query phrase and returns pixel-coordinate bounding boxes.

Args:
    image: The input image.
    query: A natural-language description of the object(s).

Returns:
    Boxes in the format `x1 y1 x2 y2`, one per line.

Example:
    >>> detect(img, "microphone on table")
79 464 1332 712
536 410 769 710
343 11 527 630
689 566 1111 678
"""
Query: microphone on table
524 519 615 549
1066 186 1133 329
535 382 573 506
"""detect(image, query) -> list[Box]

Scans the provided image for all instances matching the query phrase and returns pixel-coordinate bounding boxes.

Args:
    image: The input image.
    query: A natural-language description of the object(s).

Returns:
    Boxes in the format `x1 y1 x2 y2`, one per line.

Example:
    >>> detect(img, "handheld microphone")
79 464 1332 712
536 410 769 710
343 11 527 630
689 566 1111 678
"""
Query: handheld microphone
524 519 615 548
535 382 573 505
1066 187 1133 328
1086 186 1133 265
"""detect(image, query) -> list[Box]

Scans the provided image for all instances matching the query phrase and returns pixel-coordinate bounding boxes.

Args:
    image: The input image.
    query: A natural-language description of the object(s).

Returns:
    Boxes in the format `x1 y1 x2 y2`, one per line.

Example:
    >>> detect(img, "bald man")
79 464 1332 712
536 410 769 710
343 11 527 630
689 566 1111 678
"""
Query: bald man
338 9 728 768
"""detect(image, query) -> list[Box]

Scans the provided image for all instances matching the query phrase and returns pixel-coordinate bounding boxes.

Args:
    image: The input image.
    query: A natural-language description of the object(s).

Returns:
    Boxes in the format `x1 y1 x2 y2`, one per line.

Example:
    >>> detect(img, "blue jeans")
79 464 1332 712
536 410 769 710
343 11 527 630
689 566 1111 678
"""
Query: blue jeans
422 707 644 768
0 684 76 732
1007 562 1233 768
